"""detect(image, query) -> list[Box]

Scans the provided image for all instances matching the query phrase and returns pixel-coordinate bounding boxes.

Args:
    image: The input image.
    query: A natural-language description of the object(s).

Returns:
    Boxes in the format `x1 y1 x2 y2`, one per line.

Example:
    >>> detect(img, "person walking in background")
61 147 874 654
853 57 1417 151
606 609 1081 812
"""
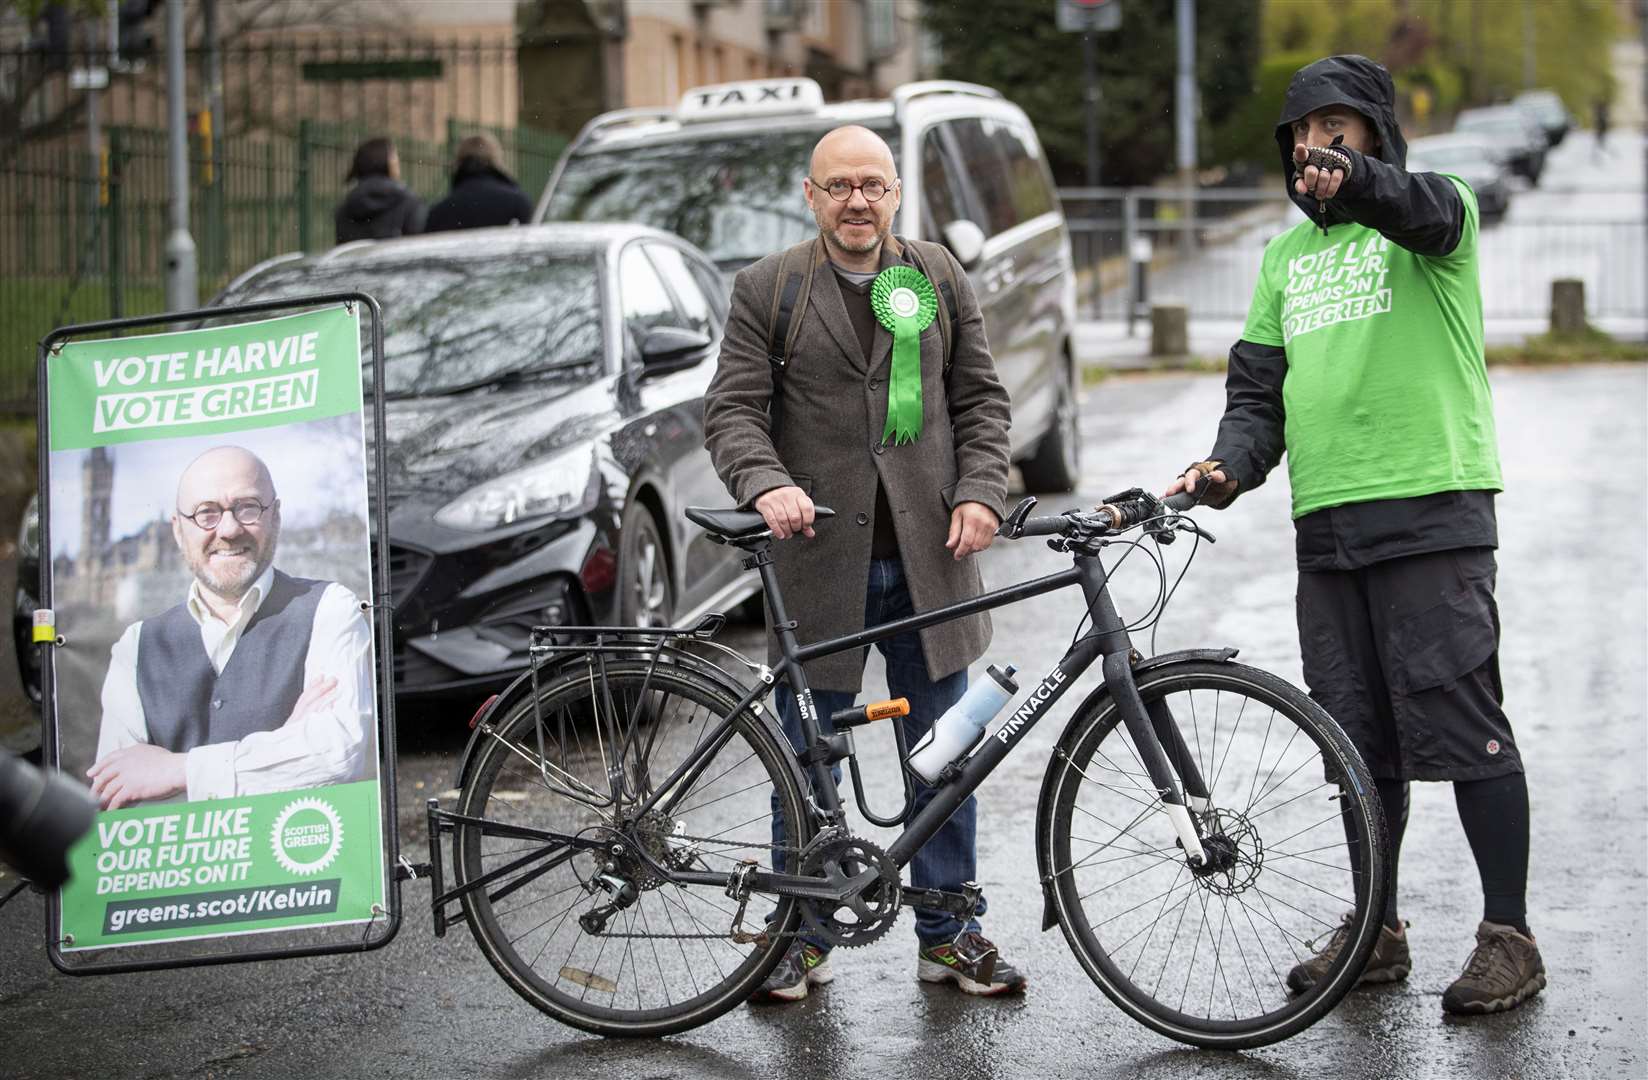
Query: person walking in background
1593 98 1611 158
423 133 534 232
334 137 426 244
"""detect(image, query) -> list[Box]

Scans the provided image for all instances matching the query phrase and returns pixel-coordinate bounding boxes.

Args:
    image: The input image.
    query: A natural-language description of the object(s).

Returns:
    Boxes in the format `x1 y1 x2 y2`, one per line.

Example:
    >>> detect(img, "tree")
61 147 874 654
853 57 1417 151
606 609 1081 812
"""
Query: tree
1262 0 1619 123
921 0 1262 186
0 0 400 151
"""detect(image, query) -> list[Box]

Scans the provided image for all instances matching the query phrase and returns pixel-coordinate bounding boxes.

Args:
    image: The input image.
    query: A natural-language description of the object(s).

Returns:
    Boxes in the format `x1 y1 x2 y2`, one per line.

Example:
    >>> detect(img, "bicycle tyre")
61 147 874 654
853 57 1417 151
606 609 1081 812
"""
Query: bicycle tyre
1040 659 1388 1049
455 659 811 1037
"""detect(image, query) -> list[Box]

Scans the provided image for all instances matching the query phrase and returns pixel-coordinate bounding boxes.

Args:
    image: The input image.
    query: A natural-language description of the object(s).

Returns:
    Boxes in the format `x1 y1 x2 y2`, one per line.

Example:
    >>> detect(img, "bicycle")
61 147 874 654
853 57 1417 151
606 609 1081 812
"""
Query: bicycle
421 486 1389 1049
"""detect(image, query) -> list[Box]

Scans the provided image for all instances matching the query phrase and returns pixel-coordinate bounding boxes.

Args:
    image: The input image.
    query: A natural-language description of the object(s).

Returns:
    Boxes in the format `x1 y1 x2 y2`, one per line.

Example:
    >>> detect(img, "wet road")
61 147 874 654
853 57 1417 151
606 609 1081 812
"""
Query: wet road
3 362 1644 1078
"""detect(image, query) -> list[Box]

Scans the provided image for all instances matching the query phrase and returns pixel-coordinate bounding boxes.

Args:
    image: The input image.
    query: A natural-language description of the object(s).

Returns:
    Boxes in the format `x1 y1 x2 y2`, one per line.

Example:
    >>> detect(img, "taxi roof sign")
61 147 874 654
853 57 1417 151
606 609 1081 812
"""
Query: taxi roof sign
677 78 825 123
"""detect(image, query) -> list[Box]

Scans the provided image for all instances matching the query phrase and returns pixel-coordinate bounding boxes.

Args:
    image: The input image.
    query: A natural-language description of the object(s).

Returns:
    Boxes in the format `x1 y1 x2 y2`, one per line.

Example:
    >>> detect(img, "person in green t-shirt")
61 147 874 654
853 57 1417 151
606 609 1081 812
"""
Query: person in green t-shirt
1165 55 1544 1016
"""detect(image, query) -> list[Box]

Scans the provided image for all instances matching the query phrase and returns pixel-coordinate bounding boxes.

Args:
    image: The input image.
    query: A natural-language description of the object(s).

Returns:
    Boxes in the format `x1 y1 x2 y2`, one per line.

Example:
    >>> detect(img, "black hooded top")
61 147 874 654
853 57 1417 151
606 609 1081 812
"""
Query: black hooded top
334 175 427 245
1205 54 1494 570
424 161 535 233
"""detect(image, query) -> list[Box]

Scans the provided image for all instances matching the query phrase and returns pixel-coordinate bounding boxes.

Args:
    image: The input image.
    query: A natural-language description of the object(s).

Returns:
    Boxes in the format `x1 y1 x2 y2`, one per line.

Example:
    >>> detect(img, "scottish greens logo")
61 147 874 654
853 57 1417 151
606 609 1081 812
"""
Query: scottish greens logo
270 797 344 876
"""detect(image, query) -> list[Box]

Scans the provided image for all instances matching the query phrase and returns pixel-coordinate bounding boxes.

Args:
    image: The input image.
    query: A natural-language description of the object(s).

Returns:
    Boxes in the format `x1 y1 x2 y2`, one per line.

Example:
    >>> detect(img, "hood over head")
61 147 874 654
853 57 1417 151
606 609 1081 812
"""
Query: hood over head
1275 55 1407 224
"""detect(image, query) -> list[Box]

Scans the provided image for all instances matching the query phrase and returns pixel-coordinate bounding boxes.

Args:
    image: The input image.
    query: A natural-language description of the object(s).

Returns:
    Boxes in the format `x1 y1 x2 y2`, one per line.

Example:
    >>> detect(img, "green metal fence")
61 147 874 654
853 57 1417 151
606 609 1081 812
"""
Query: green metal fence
0 121 565 414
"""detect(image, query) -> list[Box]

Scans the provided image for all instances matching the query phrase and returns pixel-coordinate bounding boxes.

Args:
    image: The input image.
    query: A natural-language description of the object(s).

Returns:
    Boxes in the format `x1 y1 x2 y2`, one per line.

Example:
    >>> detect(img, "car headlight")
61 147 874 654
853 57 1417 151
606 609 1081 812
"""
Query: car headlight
434 445 598 532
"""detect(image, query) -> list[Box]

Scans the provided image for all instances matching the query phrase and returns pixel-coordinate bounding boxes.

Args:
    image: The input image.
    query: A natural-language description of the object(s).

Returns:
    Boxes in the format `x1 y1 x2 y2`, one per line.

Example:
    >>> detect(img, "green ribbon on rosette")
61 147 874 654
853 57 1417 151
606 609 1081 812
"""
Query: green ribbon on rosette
870 265 938 445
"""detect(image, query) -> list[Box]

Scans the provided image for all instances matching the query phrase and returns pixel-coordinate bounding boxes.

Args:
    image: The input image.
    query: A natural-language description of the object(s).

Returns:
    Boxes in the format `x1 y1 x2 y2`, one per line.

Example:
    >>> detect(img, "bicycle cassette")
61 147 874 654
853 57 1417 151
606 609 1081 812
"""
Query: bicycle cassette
797 835 902 948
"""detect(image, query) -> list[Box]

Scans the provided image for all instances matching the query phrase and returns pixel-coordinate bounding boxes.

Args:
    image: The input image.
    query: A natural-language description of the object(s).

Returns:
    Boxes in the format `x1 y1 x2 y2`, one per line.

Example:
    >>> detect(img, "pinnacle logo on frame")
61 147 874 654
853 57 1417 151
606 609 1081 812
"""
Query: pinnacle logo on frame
995 668 1067 745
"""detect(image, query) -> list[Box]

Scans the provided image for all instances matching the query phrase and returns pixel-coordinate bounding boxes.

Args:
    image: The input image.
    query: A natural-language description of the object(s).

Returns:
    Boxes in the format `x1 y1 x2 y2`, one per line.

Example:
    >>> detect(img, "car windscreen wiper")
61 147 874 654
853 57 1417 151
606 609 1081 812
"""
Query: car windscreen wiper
385 358 594 400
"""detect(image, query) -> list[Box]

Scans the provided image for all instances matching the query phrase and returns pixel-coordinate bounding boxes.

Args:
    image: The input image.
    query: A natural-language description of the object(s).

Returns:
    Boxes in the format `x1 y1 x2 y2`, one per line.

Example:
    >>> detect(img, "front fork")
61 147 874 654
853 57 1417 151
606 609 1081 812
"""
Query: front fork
1101 652 1212 866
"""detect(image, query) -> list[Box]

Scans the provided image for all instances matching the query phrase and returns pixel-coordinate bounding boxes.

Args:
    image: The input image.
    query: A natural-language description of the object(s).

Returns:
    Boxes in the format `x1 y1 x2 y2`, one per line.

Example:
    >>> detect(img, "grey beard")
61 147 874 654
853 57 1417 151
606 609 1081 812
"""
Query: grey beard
815 202 887 255
822 222 885 255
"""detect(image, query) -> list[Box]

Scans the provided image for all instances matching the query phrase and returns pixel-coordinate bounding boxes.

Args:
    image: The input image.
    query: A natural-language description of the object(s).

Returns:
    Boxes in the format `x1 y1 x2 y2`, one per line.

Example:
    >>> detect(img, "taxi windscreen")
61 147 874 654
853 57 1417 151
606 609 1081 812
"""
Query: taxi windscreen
544 125 900 270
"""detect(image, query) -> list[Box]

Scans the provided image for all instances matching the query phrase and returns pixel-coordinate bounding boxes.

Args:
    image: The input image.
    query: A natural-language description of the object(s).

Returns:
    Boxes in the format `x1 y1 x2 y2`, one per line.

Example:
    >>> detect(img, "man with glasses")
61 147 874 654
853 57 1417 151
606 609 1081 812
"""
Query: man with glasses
87 445 374 809
705 125 1021 1003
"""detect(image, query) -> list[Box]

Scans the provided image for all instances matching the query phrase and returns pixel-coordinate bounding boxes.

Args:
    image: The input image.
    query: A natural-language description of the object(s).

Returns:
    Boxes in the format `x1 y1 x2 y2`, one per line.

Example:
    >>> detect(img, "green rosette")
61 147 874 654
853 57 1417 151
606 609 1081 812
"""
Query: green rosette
870 265 939 445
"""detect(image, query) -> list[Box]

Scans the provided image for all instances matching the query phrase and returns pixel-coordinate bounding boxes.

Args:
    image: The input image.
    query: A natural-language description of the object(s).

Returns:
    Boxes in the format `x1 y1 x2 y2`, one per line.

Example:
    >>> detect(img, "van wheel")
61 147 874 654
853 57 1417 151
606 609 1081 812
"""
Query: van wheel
1020 362 1081 494
618 505 673 628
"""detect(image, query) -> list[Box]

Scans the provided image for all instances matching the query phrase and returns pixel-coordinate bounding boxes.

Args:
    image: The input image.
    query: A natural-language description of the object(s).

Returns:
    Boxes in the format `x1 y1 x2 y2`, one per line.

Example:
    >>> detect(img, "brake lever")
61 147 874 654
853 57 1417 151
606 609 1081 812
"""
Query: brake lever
1177 518 1217 544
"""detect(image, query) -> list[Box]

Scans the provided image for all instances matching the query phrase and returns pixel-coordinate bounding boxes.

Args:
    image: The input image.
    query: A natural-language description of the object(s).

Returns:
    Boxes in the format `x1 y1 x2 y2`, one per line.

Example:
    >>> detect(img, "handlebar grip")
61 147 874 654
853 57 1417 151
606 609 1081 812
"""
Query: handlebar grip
1162 492 1198 512
1017 515 1070 537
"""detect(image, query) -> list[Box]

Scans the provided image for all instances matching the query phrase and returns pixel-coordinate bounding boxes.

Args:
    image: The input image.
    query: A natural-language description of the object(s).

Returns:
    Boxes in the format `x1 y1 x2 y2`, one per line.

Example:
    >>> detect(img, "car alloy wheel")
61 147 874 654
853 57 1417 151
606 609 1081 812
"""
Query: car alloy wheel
620 507 673 629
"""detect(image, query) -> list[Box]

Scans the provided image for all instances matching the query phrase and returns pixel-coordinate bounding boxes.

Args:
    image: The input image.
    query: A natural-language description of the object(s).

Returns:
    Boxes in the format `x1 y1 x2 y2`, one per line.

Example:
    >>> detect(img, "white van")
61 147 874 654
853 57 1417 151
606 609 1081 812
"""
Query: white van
535 78 1081 493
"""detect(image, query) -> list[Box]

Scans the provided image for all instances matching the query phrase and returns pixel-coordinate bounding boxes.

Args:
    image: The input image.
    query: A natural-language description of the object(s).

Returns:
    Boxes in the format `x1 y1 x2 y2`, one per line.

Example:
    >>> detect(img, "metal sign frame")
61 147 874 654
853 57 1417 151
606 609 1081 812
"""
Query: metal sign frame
35 291 401 975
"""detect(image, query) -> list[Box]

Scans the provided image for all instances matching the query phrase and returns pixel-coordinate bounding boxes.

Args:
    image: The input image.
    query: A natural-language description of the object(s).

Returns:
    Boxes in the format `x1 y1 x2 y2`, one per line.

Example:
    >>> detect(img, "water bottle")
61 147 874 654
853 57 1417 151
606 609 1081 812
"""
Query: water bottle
906 664 1019 783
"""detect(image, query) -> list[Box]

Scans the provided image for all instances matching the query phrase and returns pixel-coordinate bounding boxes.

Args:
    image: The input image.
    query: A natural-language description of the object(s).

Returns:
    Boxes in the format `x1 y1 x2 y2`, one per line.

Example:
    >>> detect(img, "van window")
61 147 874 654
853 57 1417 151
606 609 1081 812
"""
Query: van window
949 118 1019 237
921 127 971 236
994 121 1055 221
546 125 900 269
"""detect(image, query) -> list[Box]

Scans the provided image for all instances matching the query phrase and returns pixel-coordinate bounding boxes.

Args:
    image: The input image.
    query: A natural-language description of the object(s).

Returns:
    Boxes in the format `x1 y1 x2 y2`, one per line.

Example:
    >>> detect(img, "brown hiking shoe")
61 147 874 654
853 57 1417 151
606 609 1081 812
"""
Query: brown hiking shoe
1442 921 1547 1015
1286 913 1411 994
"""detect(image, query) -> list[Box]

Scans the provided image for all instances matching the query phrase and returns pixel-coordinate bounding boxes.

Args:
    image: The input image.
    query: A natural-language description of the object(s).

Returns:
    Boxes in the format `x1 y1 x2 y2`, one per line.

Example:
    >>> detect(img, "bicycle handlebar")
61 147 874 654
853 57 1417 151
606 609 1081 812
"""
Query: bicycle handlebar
998 488 1214 545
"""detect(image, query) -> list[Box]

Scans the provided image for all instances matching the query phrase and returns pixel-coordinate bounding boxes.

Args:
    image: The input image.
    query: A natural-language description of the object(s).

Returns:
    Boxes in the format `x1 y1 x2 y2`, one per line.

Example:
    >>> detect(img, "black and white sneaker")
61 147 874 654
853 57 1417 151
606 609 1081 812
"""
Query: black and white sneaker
748 942 833 1004
917 931 1027 995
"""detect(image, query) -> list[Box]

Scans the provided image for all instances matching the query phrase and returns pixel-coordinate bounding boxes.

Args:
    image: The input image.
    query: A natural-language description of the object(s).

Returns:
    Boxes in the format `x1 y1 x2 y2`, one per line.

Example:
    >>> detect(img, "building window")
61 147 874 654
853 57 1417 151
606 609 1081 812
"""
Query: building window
671 34 688 98
865 0 898 59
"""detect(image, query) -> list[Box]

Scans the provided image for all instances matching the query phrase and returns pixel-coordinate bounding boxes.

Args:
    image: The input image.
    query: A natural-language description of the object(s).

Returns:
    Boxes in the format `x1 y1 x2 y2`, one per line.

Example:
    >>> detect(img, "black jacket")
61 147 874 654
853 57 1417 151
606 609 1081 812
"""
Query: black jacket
334 177 426 244
1208 54 1495 571
424 163 535 233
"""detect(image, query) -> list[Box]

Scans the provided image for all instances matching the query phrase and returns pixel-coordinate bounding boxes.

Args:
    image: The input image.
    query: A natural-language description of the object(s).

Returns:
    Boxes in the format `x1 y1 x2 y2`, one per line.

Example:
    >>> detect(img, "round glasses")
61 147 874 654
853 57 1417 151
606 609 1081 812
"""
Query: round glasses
179 498 271 530
811 176 896 203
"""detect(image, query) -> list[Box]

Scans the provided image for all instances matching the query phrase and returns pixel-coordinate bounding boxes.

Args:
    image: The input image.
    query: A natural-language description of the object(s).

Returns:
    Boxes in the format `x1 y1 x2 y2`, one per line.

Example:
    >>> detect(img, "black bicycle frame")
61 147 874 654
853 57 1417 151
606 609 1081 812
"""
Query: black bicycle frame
642 539 1216 902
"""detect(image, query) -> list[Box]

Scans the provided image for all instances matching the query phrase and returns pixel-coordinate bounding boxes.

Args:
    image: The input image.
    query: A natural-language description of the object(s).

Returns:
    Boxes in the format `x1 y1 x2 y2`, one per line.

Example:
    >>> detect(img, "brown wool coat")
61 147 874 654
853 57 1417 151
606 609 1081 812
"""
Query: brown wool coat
704 235 1012 693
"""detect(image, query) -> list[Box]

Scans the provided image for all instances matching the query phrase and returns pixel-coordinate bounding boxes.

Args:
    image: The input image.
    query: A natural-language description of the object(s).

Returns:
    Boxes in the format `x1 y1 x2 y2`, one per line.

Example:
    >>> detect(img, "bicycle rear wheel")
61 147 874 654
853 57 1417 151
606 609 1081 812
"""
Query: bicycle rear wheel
1041 660 1387 1049
455 659 809 1037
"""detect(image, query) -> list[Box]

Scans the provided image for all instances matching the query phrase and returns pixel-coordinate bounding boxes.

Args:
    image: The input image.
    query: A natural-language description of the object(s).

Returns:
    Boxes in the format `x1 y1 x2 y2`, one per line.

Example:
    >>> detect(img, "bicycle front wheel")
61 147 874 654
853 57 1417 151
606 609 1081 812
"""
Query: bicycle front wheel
1041 660 1387 1049
455 658 810 1037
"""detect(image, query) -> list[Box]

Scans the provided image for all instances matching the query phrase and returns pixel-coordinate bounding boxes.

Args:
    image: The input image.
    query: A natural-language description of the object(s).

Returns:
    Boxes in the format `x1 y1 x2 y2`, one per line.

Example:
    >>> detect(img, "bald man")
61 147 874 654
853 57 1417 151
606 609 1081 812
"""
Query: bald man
89 446 375 809
705 125 1020 1002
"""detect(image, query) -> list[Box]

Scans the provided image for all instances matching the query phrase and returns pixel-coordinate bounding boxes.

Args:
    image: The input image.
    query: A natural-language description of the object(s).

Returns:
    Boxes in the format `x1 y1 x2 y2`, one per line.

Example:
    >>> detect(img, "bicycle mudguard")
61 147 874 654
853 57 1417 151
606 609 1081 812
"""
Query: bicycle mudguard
1032 647 1239 932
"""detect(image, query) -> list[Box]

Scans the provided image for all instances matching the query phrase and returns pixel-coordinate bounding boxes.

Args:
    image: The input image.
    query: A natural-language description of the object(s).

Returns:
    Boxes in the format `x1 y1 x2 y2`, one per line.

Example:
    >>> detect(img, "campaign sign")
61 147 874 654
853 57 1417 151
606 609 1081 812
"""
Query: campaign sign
43 304 388 953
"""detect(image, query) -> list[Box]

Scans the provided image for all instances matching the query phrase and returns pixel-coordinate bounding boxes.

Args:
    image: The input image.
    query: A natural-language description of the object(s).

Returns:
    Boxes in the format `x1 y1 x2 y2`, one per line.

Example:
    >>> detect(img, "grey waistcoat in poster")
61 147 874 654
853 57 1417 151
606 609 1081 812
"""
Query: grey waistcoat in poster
136 570 327 753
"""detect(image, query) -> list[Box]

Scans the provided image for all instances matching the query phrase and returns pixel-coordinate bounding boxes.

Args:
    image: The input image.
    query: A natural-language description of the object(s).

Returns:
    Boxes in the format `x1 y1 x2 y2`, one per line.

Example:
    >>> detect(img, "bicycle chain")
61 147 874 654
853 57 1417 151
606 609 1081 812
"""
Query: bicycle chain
582 827 836 943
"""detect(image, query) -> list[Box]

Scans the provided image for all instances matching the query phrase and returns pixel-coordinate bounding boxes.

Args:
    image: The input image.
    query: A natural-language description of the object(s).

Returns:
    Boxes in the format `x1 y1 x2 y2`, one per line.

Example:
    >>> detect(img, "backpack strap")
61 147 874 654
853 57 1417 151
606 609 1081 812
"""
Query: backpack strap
900 238 962 376
764 239 822 444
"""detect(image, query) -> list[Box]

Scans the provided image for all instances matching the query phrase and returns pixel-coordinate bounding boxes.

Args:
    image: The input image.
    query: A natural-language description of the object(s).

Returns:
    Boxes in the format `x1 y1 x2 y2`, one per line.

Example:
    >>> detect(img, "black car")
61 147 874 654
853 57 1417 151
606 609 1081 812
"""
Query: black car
1454 106 1548 185
1512 90 1572 147
212 224 757 701
1406 134 1513 223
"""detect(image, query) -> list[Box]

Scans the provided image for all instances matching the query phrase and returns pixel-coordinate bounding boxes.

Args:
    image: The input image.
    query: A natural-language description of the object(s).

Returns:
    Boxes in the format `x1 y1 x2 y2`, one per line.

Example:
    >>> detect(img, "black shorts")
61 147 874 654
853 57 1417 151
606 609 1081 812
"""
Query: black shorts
1296 547 1522 782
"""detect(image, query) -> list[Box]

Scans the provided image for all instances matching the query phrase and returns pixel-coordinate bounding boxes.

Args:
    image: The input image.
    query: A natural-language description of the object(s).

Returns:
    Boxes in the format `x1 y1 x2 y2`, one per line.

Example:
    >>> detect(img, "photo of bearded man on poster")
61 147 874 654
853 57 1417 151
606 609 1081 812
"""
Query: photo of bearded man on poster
88 445 375 809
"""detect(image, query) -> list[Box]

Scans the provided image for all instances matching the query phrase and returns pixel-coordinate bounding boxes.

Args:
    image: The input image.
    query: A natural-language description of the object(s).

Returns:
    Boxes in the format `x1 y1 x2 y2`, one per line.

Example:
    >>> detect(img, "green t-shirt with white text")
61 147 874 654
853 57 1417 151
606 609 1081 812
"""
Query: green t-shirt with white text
1241 175 1502 519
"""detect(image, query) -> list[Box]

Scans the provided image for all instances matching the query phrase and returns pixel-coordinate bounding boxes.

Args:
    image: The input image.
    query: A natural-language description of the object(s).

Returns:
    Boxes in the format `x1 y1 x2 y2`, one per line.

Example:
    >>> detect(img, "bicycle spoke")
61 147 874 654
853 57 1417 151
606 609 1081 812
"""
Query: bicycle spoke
1053 668 1380 1041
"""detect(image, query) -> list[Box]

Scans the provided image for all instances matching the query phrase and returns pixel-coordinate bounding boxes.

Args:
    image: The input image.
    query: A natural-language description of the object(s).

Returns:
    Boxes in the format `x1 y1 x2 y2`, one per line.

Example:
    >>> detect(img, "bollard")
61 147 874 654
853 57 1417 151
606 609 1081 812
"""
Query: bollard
1550 279 1587 338
1151 304 1189 357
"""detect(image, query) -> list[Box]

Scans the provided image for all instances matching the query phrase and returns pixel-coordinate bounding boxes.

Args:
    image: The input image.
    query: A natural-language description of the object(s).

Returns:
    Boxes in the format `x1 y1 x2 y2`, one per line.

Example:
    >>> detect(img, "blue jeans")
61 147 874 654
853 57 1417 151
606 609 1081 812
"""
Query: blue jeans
770 558 986 947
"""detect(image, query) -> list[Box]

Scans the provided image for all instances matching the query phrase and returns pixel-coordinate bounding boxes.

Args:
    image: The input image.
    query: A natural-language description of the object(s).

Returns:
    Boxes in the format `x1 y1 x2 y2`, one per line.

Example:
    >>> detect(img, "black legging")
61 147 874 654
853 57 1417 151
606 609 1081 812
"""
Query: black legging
1346 773 1530 933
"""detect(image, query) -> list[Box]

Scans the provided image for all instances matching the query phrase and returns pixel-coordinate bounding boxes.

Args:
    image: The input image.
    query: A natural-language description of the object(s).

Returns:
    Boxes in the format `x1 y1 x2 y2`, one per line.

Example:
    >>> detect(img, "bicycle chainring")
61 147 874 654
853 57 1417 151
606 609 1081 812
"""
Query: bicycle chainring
797 835 902 948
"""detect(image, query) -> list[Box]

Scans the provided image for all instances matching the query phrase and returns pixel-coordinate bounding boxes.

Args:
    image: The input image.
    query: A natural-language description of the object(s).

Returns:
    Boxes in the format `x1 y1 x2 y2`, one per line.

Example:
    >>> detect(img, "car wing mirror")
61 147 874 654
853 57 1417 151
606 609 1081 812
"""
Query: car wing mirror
639 325 713 377
941 219 986 271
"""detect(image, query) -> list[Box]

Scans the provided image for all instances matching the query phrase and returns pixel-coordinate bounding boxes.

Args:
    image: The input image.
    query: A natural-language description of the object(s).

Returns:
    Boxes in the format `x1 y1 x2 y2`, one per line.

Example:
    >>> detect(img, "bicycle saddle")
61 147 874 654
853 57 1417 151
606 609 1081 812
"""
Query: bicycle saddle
685 505 836 541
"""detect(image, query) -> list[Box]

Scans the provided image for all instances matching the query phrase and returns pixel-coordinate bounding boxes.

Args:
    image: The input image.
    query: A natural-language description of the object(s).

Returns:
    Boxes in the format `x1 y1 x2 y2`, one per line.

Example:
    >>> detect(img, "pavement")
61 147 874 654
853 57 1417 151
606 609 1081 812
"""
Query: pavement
1 362 1644 1080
